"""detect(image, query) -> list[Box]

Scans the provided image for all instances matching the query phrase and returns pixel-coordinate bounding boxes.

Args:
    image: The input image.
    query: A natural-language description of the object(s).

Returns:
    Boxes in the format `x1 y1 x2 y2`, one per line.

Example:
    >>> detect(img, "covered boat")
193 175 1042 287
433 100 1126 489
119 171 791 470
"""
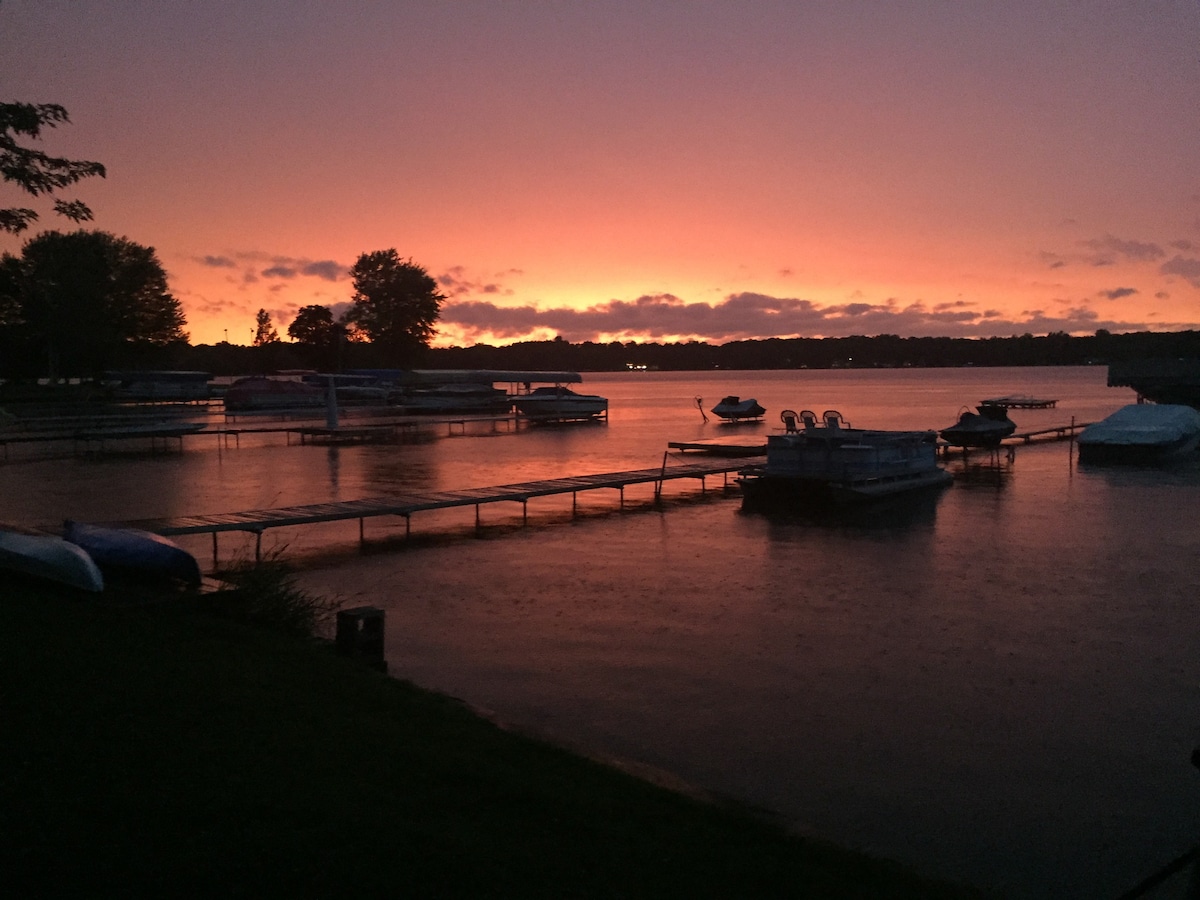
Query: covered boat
739 409 952 509
0 529 104 592
711 396 766 421
224 376 324 412
512 386 608 420
64 520 202 585
1077 403 1200 464
403 383 512 414
939 403 1017 448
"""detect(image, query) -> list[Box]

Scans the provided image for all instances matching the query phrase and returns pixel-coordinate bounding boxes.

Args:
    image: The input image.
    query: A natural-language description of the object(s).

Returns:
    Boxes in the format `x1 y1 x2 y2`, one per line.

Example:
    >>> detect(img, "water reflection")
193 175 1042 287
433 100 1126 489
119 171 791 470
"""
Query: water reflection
743 487 945 532
8 367 1198 898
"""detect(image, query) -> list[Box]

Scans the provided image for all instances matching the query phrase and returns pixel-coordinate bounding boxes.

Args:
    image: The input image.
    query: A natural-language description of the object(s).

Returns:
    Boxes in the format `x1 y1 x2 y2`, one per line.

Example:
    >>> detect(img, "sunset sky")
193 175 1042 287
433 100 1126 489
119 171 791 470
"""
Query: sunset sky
3 1 1199 347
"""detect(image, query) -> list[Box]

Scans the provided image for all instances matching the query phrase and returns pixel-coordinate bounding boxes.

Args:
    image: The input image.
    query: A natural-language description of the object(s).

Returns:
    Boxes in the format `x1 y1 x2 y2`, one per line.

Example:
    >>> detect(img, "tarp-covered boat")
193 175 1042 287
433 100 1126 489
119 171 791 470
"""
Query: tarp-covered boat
1077 403 1200 464
64 520 202 585
0 529 104 592
711 396 766 421
224 376 324 412
939 403 1017 448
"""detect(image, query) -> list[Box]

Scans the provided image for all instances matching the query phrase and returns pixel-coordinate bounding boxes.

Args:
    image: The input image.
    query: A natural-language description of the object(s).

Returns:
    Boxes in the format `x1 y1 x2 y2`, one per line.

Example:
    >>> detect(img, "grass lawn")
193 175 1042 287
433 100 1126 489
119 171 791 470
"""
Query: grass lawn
0 579 986 898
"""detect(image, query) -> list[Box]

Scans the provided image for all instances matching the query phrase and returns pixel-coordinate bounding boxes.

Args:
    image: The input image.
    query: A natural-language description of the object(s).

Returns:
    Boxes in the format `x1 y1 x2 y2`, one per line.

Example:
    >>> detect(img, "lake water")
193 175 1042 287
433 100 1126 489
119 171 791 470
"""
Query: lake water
4 366 1199 898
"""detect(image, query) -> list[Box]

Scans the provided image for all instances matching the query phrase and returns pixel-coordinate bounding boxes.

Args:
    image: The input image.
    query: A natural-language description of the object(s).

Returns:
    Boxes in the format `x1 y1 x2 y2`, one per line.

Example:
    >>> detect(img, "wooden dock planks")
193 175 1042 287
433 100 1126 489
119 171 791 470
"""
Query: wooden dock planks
112 458 755 562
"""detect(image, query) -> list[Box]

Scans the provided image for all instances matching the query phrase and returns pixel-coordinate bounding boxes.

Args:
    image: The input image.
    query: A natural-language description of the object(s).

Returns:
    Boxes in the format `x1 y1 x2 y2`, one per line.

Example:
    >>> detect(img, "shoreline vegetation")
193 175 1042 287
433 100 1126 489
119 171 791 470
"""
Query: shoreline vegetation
2 328 1199 385
1 576 987 898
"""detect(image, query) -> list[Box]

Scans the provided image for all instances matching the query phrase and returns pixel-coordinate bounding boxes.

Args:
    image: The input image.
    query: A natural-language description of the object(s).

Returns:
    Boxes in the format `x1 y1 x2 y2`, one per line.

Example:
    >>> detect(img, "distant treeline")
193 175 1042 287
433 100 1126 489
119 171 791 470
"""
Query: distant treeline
426 330 1200 372
24 328 1200 379
151 328 1200 376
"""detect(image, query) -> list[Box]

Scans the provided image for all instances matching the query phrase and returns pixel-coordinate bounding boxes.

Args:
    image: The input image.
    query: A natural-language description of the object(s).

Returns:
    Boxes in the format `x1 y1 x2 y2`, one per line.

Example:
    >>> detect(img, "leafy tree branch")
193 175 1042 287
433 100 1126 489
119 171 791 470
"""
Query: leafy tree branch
1 102 106 234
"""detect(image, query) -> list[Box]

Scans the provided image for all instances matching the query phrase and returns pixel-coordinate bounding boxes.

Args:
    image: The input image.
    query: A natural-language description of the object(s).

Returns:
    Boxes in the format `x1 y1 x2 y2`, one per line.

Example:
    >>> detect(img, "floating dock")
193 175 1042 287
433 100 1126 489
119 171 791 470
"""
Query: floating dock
666 437 767 456
981 396 1057 409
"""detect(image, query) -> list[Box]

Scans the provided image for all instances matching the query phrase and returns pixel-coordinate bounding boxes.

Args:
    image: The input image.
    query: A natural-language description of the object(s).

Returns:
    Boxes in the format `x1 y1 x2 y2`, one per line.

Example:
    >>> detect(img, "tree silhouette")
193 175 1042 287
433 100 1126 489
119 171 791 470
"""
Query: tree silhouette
287 303 349 369
0 230 186 377
253 308 280 346
288 304 336 346
345 250 443 366
1 102 106 235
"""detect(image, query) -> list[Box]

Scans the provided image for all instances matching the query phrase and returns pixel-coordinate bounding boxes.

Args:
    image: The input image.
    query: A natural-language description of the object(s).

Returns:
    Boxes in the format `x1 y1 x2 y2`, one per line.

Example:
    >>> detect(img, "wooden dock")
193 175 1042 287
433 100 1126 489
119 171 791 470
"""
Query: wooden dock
114 457 755 564
667 437 768 456
938 419 1093 457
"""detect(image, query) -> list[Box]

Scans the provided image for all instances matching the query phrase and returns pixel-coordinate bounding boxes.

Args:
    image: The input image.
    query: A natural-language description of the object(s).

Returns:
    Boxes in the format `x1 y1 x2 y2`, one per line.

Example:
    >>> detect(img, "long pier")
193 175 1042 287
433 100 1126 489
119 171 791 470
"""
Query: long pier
116 457 753 565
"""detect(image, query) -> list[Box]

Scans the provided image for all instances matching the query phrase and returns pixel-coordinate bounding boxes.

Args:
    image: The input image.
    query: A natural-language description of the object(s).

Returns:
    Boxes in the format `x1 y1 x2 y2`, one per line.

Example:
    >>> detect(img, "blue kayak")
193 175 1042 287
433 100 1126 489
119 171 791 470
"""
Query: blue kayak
64 520 202 585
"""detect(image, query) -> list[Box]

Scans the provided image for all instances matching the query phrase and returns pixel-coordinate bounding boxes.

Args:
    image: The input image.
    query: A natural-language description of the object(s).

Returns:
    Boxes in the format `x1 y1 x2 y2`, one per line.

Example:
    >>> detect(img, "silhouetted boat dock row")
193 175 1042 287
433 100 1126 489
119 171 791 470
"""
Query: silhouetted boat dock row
112 458 747 565
0 411 546 461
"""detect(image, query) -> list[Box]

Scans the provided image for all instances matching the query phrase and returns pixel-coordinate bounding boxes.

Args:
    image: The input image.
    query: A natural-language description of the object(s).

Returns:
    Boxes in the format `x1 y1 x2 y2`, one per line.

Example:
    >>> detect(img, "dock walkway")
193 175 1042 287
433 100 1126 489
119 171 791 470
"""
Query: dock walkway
117 457 754 564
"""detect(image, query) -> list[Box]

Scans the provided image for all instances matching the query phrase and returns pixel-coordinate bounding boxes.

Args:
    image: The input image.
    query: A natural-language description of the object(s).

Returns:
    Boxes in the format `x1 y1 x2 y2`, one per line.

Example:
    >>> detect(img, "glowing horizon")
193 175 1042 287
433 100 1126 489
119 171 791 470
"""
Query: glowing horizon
3 1 1199 348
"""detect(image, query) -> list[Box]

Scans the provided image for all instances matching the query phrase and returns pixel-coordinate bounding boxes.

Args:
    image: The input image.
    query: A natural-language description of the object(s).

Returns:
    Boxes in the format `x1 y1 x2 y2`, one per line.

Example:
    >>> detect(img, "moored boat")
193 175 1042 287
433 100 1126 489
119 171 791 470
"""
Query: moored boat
63 520 202 585
1077 403 1200 464
512 386 608 420
0 529 104 592
938 403 1017 448
224 376 325 412
403 383 512 414
739 409 952 509
710 396 766 422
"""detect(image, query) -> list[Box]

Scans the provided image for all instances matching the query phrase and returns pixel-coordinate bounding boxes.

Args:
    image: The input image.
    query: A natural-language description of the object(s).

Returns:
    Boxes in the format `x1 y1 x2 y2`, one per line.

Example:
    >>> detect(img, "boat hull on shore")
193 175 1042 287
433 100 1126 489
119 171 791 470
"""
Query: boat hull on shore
0 530 104 592
64 520 202 585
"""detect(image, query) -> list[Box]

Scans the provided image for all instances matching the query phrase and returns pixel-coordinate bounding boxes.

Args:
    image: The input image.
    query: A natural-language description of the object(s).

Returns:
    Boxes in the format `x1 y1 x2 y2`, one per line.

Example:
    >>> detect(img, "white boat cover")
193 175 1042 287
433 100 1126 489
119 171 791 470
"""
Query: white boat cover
1078 403 1200 446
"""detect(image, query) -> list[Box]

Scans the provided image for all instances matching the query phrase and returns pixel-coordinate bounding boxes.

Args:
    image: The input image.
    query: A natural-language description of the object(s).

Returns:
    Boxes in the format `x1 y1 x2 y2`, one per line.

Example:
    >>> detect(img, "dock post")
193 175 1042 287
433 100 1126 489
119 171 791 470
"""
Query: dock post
326 376 339 429
335 606 386 673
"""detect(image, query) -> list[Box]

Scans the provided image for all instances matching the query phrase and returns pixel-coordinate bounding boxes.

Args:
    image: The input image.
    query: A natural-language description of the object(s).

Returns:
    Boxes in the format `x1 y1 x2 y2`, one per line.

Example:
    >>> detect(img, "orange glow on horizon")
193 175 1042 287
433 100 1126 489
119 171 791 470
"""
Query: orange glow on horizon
3 3 1197 348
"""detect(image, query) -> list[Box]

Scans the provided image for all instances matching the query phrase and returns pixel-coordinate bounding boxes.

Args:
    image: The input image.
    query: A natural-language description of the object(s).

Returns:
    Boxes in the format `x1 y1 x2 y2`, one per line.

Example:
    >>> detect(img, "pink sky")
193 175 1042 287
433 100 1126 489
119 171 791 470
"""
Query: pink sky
3 1 1199 346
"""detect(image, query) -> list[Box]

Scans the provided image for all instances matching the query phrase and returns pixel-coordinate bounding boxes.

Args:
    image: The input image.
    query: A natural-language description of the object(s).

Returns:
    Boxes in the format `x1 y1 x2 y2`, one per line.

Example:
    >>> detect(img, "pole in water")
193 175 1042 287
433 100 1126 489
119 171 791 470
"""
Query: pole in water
326 375 339 428
696 396 708 423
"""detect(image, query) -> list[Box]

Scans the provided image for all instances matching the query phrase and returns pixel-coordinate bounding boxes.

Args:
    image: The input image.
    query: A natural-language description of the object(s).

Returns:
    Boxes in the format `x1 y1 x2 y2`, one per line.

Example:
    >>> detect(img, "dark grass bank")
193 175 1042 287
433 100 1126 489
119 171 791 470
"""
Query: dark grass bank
0 580 986 899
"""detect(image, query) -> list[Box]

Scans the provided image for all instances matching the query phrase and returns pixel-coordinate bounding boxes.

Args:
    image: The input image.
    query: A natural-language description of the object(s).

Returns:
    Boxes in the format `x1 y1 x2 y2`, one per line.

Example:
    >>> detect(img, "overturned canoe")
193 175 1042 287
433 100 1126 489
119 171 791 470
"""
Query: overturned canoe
0 529 104 592
64 520 202 585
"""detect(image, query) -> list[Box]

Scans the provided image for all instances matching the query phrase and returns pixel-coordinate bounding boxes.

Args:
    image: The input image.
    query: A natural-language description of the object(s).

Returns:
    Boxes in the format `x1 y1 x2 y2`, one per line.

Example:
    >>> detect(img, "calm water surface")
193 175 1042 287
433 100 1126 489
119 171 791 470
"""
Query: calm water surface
4 367 1199 898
